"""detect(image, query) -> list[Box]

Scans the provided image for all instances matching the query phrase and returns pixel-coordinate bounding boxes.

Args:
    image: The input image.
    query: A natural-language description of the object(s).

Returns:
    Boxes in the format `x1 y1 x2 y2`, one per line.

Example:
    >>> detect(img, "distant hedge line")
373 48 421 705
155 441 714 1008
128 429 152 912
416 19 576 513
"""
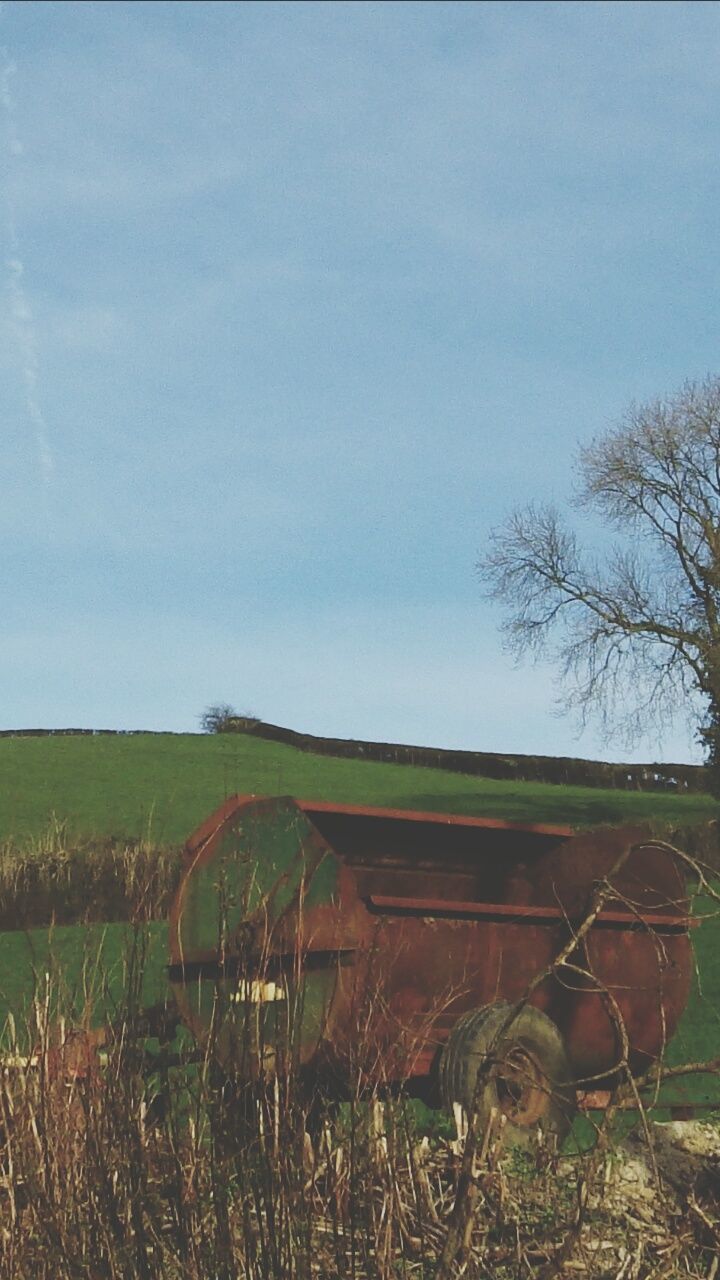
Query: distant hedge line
0 729 162 737
223 718 708 794
0 722 708 793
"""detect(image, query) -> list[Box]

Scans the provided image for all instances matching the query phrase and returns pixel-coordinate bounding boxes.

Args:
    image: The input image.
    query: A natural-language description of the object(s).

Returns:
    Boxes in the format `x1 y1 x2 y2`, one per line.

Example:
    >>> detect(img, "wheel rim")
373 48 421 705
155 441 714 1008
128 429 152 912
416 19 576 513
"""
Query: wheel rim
493 1046 547 1128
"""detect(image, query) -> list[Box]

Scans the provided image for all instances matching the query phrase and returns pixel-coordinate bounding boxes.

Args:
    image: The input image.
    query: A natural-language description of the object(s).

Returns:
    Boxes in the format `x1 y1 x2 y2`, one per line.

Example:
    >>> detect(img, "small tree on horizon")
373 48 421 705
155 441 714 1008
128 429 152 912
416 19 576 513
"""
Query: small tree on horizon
199 703 238 734
478 376 720 795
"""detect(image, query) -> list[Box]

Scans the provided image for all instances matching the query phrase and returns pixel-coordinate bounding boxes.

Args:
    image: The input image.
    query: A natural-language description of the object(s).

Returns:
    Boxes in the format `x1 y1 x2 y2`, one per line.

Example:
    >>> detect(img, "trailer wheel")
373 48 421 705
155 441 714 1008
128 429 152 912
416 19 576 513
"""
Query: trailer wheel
439 1001 576 1148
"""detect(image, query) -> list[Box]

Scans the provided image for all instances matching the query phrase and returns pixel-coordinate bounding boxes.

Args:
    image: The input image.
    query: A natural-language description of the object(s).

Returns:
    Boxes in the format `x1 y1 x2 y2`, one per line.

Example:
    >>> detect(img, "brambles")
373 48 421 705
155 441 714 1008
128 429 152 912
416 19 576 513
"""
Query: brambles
0 856 719 1280
0 803 718 1274
0 979 718 1279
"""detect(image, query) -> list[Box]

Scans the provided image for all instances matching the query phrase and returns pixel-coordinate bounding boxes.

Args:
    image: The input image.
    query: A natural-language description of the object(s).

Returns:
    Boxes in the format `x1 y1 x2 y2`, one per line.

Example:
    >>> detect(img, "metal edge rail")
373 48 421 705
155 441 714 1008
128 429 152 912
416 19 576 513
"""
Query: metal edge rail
366 894 696 932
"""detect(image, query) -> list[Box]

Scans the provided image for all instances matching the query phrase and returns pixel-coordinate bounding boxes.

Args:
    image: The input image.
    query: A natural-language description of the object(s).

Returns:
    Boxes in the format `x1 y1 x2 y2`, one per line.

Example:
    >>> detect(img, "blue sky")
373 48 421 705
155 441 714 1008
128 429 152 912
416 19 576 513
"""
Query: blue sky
1 0 718 761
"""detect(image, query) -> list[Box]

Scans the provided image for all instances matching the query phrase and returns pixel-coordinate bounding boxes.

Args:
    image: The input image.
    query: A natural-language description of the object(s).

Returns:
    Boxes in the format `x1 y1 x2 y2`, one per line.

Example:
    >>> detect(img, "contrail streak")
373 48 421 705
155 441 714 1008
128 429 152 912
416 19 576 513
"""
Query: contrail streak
1 10 53 486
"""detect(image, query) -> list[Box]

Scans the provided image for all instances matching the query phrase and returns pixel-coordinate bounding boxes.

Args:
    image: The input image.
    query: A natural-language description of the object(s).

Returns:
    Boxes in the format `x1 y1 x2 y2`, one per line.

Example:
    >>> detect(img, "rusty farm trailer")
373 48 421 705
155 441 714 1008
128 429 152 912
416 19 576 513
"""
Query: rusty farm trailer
169 796 693 1143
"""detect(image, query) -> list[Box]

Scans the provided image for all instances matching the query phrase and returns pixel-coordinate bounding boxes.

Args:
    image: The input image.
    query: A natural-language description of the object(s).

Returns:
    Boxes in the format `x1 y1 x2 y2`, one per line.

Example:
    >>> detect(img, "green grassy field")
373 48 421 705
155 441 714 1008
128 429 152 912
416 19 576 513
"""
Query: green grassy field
0 921 168 1042
1 731 717 845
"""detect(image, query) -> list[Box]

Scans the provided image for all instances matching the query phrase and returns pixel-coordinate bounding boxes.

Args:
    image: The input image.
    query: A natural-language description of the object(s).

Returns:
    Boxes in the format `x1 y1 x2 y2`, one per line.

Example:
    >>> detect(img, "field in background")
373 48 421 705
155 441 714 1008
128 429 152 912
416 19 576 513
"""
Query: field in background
1 731 717 846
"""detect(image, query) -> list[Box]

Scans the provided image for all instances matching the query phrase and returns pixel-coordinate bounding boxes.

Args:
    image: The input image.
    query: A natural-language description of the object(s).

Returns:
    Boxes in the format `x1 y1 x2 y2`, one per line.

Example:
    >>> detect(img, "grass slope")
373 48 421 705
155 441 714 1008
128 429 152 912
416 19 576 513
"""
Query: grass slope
1 732 717 846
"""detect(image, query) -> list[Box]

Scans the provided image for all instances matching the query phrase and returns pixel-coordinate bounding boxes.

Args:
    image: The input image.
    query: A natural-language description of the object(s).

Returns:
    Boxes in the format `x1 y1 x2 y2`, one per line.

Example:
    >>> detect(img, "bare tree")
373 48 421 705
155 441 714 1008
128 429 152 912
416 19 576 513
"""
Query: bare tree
479 376 720 792
199 703 238 734
199 704 260 734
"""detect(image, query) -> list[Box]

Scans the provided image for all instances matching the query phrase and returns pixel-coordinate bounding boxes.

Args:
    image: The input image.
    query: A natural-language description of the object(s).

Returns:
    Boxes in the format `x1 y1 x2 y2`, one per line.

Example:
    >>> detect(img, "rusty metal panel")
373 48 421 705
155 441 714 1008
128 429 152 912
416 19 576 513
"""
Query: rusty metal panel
366 894 693 931
168 796 695 1093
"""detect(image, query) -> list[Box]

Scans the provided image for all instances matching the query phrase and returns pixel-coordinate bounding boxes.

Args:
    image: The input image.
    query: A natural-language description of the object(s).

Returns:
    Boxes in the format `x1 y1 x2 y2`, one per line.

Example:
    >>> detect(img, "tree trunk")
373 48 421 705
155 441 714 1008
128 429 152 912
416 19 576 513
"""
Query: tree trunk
699 690 720 799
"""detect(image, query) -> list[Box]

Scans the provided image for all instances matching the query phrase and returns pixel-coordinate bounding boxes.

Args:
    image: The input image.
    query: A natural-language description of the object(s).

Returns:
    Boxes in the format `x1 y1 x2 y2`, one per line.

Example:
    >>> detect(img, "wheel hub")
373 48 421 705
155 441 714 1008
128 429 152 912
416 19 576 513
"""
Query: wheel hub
494 1046 546 1127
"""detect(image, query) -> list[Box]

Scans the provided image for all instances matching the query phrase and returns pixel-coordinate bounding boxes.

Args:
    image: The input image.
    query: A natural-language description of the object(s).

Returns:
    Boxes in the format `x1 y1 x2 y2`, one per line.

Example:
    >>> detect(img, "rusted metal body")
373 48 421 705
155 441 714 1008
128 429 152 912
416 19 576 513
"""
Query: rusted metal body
169 796 692 1095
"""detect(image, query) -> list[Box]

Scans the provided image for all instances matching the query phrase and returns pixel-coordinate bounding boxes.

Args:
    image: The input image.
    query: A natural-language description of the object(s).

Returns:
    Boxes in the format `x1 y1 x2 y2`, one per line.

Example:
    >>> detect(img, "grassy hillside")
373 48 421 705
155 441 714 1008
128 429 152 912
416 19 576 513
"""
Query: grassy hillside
1 732 717 847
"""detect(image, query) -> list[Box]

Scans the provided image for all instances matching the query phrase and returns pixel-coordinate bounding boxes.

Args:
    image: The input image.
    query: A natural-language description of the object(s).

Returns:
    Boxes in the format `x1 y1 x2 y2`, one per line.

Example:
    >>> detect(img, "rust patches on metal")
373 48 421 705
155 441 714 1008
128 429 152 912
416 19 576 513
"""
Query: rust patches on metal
169 797 696 1096
366 894 694 931
297 798 574 839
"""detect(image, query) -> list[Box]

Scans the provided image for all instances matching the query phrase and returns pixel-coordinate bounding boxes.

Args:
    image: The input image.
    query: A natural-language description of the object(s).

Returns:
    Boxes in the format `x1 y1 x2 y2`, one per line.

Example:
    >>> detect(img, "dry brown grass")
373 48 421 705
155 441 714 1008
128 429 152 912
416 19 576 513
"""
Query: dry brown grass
0 1014 717 1280
0 818 182 928
0 835 718 1276
0 918 717 1280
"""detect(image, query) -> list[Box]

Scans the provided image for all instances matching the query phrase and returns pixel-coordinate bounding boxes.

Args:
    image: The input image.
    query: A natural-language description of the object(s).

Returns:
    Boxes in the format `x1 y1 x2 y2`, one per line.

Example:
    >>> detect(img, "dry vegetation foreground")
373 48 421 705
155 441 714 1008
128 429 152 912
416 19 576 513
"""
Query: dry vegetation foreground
1 862 719 1280
0 1019 719 1280
0 736 717 1276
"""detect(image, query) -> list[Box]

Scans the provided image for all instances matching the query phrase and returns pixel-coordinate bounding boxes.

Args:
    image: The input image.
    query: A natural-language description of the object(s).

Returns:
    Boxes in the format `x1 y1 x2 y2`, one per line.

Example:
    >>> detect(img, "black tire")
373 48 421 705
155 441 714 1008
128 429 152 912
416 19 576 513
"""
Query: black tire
439 1001 576 1148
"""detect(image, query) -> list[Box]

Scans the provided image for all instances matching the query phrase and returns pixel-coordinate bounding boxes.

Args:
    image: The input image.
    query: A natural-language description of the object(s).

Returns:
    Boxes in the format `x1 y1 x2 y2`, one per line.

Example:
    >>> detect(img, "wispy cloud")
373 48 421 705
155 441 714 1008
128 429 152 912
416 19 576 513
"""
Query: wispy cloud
1 27 52 486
